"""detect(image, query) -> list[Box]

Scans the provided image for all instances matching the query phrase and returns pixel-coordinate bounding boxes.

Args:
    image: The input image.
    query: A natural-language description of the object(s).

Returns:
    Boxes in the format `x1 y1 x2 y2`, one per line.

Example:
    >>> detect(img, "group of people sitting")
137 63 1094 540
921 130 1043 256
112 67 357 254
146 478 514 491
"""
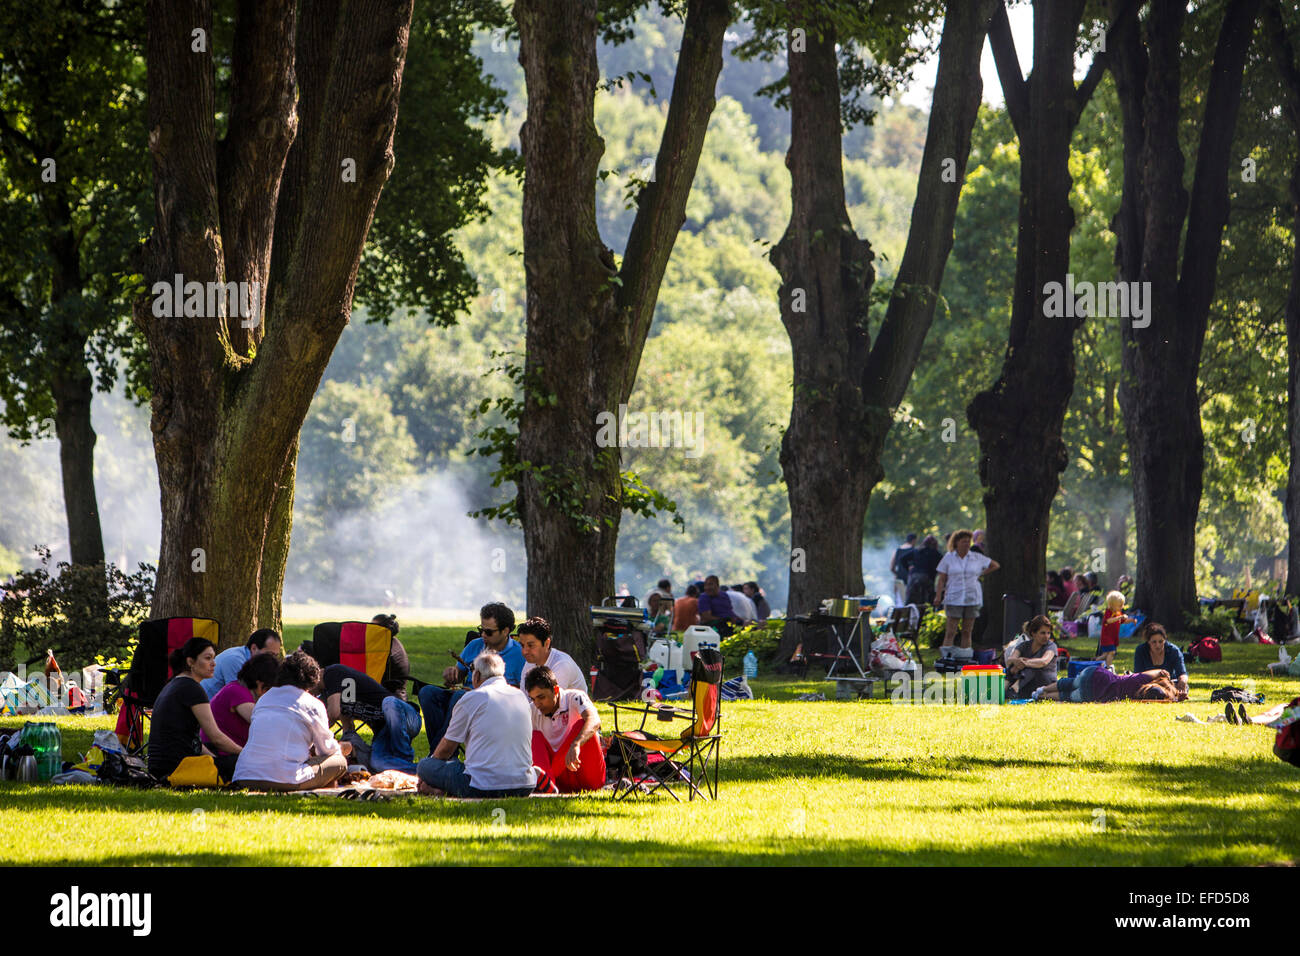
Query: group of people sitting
145 604 610 799
1003 614 1189 703
640 575 769 636
1045 567 1134 611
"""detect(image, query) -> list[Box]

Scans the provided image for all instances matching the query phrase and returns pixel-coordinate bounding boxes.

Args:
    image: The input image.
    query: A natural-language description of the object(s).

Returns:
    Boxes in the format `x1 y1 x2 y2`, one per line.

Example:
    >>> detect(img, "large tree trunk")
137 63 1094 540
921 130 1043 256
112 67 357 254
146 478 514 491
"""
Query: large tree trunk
773 18 877 647
50 367 106 567
513 0 729 665
775 0 995 662
1112 0 1260 627
1268 0 1300 596
968 0 1094 643
45 172 107 569
138 0 413 646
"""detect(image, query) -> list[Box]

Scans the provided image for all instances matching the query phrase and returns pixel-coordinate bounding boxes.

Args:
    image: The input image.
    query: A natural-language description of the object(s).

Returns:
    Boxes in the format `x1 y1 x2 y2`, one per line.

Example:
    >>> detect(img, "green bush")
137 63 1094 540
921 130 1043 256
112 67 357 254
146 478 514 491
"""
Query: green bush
0 547 154 671
920 607 945 648
1184 606 1241 642
719 619 783 667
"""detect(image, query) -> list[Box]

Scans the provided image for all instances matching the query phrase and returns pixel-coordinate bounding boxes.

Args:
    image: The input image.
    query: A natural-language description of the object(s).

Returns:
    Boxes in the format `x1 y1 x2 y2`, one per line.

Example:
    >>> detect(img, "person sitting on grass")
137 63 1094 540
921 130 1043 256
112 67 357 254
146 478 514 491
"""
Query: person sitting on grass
418 602 524 755
416 651 536 799
232 649 349 792
201 652 281 754
673 584 701 631
148 637 244 784
1131 622 1189 695
1004 615 1059 700
1032 666 1187 703
524 666 605 794
321 663 422 773
518 616 587 692
200 628 282 698
743 581 771 623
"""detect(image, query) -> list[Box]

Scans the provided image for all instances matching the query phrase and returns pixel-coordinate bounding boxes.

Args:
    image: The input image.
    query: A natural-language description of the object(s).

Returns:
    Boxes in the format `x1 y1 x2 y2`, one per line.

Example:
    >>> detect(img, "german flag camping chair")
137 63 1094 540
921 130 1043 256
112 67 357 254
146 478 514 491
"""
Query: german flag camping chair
306 621 431 733
309 621 395 687
610 647 723 801
105 617 220 753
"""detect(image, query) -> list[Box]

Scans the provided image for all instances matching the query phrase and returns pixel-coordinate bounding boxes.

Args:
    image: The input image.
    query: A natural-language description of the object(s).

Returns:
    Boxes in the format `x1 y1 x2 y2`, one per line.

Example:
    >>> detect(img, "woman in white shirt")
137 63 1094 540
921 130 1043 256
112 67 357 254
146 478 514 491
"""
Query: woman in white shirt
933 529 1000 661
232 649 350 792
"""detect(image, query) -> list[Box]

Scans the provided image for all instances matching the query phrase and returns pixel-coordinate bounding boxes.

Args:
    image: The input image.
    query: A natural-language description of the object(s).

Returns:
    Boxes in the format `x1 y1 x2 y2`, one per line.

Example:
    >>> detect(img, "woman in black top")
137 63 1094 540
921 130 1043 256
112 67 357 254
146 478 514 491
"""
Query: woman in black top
147 637 244 782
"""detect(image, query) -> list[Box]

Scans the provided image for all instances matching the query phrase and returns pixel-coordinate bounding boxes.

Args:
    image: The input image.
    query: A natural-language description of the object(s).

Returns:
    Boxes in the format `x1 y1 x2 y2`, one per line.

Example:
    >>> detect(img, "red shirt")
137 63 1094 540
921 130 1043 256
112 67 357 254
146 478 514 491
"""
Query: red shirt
1100 609 1124 647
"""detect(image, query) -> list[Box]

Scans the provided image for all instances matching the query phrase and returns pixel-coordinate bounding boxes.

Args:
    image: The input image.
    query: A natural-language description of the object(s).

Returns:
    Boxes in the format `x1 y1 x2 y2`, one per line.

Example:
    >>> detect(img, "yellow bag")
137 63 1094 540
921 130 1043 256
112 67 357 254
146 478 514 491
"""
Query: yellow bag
167 754 226 788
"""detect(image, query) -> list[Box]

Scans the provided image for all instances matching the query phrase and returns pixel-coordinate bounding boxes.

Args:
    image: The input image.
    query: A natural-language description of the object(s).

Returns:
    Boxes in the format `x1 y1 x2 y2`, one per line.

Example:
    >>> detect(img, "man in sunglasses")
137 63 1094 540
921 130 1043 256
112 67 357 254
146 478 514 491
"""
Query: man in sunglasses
418 602 524 755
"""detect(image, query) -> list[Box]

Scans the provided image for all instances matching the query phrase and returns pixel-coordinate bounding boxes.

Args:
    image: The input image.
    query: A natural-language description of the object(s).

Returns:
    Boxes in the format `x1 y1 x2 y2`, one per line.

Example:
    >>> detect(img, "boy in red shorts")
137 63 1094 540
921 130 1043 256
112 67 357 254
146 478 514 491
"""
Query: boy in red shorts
524 665 605 794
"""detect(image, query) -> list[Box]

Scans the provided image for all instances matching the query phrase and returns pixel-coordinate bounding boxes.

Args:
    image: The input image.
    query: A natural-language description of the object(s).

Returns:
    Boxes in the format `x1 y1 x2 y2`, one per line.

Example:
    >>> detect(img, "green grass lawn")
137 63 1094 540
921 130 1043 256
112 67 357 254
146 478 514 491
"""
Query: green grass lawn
2 630 1297 866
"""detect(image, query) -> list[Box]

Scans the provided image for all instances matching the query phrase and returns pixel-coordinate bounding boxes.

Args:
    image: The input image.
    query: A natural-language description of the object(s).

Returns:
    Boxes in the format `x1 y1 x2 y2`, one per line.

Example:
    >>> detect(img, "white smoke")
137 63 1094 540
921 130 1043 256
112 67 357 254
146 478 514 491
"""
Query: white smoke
0 389 160 573
285 466 526 614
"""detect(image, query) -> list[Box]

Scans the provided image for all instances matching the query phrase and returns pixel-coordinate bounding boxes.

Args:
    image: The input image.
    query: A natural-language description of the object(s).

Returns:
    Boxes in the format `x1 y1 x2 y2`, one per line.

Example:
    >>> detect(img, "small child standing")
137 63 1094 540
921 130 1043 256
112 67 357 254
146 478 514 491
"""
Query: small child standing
1097 590 1132 668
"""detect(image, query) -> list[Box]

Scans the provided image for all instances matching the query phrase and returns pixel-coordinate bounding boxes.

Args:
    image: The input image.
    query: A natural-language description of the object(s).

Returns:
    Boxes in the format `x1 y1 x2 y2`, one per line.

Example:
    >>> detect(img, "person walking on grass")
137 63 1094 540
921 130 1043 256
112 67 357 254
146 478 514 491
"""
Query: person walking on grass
933 529 999 663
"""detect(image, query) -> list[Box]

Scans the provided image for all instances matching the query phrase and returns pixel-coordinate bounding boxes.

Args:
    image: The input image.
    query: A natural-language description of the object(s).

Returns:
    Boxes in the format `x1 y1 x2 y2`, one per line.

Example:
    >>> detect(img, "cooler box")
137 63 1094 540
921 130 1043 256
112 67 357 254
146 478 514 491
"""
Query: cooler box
681 625 719 665
1068 659 1103 679
959 665 1004 705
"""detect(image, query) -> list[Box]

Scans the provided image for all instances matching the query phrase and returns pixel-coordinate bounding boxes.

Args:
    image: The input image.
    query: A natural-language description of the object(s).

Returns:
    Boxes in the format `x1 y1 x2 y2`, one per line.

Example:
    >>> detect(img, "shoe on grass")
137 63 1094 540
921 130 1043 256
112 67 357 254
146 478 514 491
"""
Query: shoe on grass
1224 702 1239 725
1238 703 1248 725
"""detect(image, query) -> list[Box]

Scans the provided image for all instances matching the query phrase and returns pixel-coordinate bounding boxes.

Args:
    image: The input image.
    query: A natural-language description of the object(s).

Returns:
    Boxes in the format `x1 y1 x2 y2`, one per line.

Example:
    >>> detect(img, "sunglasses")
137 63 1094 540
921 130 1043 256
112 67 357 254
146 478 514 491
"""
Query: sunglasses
478 626 503 636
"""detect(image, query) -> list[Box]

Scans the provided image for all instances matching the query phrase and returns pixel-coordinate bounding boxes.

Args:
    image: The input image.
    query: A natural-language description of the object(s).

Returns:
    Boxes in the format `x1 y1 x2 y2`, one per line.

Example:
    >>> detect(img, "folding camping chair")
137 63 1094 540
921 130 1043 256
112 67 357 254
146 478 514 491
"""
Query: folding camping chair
104 617 220 754
307 621 430 734
609 647 723 801
886 604 926 670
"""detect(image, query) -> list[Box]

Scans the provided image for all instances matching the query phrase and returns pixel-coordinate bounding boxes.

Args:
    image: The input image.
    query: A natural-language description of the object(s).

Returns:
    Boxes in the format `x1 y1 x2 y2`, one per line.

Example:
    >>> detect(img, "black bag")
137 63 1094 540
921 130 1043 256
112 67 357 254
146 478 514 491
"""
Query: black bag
603 731 676 783
98 751 158 788
1210 686 1264 705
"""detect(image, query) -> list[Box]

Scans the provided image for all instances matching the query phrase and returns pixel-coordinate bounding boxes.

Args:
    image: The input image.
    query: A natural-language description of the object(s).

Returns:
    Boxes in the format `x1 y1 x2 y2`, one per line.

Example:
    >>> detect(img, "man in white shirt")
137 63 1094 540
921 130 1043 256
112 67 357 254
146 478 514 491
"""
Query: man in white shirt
524 666 605 793
934 529 1000 661
416 652 536 799
725 585 758 624
518 617 588 692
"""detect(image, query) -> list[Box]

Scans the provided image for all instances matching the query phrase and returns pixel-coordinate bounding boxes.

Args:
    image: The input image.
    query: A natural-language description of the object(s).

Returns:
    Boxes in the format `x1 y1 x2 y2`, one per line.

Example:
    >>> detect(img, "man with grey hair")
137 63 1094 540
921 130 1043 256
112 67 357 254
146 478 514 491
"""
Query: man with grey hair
416 651 536 798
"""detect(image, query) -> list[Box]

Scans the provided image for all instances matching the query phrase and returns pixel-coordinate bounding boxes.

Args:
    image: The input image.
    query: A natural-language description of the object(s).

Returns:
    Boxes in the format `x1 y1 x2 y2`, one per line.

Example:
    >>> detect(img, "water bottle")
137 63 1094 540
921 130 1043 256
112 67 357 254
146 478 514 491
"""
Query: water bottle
24 722 61 782
743 651 758 679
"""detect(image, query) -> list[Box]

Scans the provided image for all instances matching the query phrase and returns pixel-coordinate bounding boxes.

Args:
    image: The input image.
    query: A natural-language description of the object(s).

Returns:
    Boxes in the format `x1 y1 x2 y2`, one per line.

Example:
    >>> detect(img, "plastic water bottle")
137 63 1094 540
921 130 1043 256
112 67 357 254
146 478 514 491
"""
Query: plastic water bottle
743 651 758 679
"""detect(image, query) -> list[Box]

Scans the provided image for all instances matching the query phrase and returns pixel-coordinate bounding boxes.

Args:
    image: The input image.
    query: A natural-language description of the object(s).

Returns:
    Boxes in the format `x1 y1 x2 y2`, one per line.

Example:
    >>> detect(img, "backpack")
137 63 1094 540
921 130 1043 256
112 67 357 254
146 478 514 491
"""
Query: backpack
1186 636 1222 663
97 751 157 788
1210 686 1264 705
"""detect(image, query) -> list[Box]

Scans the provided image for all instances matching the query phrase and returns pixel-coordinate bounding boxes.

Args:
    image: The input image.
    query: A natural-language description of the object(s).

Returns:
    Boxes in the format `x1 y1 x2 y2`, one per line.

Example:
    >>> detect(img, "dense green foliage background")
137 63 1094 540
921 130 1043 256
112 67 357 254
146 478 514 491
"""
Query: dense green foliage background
0 5 1292 613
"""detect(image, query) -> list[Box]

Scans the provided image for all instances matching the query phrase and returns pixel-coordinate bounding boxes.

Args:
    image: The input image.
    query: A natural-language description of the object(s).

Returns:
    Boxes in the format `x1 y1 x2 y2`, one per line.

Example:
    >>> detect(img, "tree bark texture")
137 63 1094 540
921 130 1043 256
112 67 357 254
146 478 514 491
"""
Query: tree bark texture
513 0 729 665
967 0 1129 643
1112 0 1260 628
137 0 413 645
776 0 994 657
